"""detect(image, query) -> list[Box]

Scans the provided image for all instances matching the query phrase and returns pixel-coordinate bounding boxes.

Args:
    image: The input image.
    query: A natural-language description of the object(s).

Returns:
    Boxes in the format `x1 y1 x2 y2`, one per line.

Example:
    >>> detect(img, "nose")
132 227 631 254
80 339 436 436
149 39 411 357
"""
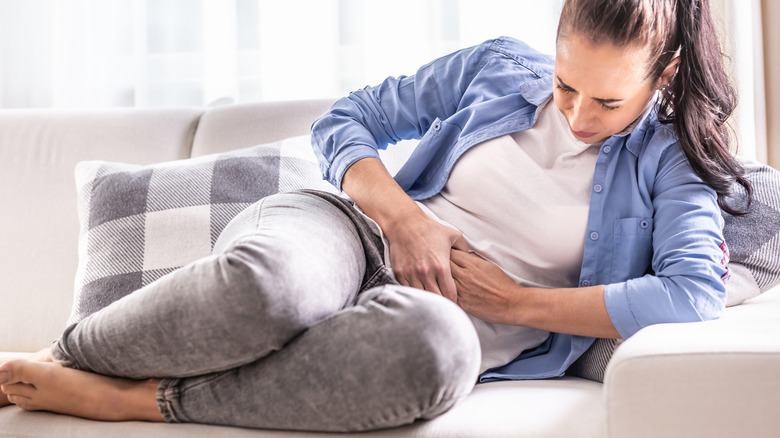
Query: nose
568 96 591 132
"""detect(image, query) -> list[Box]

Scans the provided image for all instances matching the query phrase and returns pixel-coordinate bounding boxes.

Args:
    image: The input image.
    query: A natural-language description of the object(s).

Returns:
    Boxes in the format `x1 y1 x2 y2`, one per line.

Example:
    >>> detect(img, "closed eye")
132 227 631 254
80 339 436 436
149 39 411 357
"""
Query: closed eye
556 75 623 111
556 84 575 94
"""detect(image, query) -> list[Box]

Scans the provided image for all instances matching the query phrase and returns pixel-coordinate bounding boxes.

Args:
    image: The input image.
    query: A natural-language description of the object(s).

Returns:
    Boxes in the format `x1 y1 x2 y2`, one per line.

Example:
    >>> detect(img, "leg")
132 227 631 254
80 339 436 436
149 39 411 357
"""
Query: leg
1 285 479 430
157 285 481 432
52 192 367 379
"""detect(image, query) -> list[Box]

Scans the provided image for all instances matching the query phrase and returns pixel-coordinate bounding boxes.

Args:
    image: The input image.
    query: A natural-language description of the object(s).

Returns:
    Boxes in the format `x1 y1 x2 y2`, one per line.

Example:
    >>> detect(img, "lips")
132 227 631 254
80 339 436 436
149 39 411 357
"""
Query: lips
572 130 598 138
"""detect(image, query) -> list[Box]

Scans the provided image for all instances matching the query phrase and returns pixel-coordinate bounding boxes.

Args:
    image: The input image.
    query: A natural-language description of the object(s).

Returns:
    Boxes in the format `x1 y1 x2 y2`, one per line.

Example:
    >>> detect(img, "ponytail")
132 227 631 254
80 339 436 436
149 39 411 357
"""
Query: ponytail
559 0 752 214
656 0 751 215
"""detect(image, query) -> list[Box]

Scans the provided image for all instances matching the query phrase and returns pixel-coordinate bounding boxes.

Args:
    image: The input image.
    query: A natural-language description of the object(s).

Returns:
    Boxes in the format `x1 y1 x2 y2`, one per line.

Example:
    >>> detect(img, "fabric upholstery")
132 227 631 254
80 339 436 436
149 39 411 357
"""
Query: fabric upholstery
0 378 605 438
605 287 780 438
723 159 780 300
191 100 334 157
0 108 202 352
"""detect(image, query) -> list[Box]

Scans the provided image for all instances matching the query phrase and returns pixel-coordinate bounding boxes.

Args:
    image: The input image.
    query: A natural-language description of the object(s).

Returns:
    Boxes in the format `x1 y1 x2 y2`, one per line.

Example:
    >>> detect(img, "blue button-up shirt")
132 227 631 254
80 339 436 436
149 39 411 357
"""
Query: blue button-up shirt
311 37 728 381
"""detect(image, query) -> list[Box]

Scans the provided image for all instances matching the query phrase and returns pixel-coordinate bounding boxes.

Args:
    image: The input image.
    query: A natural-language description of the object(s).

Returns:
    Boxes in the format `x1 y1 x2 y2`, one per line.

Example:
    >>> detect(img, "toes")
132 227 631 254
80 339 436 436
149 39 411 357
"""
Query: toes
6 393 38 411
0 359 32 385
2 382 37 399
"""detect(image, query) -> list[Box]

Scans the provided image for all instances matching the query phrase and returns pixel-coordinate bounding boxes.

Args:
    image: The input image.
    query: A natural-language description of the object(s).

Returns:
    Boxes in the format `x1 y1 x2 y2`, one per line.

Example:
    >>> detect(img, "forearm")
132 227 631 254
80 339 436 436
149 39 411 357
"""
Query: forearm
451 249 620 338
516 284 620 339
341 157 426 234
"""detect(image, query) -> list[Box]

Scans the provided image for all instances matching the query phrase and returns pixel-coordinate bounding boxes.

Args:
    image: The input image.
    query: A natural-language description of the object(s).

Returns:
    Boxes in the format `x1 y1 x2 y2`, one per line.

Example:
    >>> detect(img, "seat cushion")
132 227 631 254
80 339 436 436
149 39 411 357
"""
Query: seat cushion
0 377 605 438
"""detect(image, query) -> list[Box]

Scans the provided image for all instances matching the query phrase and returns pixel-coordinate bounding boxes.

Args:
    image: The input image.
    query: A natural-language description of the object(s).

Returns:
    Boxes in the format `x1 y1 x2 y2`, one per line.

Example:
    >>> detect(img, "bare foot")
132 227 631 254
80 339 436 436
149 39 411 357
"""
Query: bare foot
0 348 53 408
0 359 163 422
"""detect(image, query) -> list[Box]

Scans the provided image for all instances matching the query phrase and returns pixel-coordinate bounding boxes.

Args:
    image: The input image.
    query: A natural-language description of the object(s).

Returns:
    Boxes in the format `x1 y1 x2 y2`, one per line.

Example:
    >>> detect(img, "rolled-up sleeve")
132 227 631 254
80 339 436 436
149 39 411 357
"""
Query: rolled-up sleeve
604 142 728 339
310 42 491 189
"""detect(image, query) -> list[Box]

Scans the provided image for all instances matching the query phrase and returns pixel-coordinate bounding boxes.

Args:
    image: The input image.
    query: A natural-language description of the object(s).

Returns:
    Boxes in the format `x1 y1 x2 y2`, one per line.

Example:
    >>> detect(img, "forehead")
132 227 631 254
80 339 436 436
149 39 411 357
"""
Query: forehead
555 34 651 97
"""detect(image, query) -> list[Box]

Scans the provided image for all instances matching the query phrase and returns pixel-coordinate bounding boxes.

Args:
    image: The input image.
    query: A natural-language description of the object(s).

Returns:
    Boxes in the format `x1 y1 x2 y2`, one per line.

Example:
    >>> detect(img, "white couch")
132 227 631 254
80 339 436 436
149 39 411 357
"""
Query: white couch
1 100 779 438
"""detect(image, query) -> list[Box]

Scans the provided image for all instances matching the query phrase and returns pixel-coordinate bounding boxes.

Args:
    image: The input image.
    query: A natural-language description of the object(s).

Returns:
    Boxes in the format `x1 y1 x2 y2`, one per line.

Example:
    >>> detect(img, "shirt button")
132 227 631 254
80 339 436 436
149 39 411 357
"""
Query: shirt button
640 220 649 229
602 145 612 154
590 232 599 241
593 184 603 193
581 280 591 287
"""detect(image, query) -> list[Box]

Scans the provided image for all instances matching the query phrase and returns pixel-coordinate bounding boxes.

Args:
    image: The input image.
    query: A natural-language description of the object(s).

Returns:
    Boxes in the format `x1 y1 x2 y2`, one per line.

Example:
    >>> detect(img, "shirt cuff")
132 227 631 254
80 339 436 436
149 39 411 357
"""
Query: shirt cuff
329 145 381 190
604 282 643 339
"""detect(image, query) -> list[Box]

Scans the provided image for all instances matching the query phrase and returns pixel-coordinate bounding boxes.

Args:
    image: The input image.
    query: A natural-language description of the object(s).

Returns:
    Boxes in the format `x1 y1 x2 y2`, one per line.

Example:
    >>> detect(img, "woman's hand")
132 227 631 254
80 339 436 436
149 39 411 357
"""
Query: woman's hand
340 157 468 301
384 213 467 302
451 248 620 337
450 248 521 324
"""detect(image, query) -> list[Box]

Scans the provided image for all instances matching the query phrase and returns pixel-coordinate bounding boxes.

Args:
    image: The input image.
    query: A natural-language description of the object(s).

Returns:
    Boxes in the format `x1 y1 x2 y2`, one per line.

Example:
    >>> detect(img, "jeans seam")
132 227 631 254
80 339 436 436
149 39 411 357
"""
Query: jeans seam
156 378 182 423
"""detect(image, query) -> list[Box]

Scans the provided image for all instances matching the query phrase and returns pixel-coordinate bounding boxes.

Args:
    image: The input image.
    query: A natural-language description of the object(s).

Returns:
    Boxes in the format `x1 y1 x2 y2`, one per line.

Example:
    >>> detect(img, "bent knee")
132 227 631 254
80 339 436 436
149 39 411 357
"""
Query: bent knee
359 285 481 414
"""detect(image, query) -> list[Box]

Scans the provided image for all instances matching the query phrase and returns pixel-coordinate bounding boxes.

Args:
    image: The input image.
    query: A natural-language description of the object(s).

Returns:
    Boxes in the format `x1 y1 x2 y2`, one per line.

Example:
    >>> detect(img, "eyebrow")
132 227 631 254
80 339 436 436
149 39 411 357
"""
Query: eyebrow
555 75 623 104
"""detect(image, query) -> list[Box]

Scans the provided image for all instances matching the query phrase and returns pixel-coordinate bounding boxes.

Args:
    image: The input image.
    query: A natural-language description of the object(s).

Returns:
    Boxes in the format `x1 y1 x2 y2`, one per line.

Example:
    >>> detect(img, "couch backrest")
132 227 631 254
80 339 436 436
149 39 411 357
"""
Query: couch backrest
0 99 334 352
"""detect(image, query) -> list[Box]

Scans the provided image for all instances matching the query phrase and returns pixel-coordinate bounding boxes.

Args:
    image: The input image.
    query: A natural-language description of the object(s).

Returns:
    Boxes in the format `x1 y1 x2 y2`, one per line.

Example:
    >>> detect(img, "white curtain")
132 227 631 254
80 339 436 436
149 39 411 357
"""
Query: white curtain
0 0 767 161
0 0 562 108
718 0 768 162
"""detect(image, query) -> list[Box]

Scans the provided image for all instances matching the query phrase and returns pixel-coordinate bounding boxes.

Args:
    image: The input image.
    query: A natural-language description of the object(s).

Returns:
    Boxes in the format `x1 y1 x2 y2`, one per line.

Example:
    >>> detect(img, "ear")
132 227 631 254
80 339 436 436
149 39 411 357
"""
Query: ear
656 57 681 89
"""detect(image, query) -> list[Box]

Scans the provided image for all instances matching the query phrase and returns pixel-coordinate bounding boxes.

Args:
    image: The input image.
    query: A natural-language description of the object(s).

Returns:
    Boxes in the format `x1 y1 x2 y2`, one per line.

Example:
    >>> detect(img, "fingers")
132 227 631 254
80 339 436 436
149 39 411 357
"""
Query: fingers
451 233 469 252
395 262 457 302
437 272 458 302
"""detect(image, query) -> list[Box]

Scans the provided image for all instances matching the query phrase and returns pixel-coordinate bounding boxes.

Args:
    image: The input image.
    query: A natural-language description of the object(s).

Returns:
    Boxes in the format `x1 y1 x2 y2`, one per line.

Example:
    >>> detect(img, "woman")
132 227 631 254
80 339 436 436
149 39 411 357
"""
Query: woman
0 0 749 431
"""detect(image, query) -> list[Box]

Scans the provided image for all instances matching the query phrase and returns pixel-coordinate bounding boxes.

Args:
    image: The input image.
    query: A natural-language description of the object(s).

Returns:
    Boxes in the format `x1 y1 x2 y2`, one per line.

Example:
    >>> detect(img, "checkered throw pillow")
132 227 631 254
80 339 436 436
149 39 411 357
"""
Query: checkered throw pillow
722 159 780 298
70 135 338 325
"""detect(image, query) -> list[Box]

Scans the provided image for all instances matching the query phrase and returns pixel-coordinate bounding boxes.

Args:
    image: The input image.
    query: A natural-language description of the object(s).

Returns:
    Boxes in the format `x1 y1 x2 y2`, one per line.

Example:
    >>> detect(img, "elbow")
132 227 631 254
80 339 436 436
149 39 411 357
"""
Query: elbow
662 274 727 325
608 273 726 339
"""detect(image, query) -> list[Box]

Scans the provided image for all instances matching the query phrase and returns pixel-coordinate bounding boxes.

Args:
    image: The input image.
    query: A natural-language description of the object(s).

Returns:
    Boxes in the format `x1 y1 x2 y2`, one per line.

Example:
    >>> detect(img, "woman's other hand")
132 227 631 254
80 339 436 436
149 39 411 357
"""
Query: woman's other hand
450 248 520 324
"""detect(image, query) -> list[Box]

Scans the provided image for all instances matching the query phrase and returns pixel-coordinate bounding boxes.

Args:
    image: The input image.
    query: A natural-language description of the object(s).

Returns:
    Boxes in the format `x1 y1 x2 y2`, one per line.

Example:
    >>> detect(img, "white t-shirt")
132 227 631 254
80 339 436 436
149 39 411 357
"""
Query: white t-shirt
367 98 603 373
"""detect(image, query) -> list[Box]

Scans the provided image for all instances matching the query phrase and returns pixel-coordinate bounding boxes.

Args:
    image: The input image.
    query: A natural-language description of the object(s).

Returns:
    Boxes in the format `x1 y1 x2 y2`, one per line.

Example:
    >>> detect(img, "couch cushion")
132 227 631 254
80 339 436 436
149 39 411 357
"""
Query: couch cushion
69 135 336 324
191 100 334 157
0 108 202 352
0 377 605 438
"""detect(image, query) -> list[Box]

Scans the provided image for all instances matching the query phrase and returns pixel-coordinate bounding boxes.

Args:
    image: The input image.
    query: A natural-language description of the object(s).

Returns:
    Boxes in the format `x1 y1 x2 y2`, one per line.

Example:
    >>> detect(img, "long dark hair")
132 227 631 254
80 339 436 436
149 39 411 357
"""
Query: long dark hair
558 0 751 214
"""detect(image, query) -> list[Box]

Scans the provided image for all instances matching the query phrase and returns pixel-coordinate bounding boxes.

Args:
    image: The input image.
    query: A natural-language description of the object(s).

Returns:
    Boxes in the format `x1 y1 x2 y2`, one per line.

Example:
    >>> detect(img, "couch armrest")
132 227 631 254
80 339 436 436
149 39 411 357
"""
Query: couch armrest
604 287 780 438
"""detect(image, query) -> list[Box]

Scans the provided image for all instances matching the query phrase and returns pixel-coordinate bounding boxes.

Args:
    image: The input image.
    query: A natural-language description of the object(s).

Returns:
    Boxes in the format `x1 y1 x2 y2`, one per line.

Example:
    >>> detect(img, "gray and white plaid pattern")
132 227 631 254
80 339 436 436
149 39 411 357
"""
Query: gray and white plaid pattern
70 136 338 324
723 160 780 293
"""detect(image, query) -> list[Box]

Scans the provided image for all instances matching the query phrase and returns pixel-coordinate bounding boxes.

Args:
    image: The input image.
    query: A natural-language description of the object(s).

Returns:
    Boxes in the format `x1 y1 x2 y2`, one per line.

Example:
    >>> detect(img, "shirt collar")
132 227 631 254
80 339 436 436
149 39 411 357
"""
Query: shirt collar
518 75 660 157
518 75 553 106
622 93 660 156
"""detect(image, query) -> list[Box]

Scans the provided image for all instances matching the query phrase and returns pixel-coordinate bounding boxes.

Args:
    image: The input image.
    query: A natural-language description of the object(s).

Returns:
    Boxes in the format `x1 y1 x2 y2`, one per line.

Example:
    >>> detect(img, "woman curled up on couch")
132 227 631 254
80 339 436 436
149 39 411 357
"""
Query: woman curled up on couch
0 0 751 432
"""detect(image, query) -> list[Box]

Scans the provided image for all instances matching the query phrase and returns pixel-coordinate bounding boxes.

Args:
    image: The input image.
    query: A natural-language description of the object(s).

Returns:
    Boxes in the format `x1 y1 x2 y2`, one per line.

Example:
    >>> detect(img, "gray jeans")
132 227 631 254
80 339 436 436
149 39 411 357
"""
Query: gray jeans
51 191 481 432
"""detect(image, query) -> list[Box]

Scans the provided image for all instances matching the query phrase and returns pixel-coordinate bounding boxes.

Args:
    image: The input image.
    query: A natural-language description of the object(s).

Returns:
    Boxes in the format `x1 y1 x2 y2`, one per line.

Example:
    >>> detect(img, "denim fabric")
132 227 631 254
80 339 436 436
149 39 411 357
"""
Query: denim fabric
51 190 481 431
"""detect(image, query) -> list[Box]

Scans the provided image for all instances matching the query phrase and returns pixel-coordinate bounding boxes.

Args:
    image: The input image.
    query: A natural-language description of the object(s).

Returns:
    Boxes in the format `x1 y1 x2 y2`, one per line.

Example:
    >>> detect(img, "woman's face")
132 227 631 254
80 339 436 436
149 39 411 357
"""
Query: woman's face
553 33 658 144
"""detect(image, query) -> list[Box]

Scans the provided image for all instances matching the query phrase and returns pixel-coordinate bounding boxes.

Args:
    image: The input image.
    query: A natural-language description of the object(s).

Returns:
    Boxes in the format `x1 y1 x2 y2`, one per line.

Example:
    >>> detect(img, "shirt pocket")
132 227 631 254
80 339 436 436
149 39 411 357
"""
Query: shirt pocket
611 217 654 280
